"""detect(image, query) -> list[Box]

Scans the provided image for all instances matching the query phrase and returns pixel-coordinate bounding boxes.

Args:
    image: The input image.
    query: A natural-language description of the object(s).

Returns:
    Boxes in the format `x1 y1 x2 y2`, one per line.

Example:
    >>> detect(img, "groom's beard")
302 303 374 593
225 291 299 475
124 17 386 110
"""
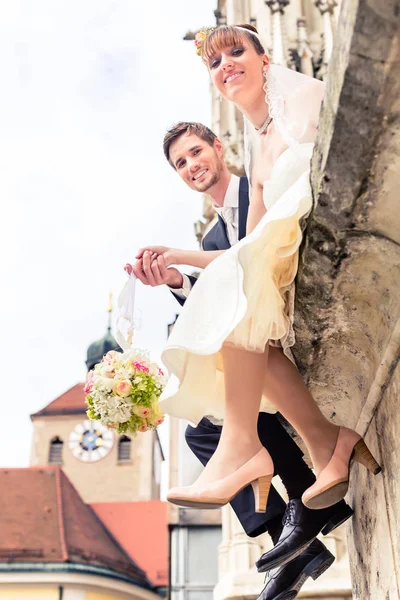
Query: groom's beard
194 170 220 192
194 159 224 192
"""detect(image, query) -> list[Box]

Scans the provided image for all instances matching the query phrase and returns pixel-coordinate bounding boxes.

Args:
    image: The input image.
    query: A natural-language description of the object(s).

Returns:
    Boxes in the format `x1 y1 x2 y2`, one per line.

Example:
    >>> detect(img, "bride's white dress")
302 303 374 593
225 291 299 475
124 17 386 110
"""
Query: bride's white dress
160 142 314 425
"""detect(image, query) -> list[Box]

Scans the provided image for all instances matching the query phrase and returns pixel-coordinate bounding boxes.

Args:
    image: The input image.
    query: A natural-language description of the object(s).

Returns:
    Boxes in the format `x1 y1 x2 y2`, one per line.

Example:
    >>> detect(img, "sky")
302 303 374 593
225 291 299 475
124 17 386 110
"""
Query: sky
0 0 216 471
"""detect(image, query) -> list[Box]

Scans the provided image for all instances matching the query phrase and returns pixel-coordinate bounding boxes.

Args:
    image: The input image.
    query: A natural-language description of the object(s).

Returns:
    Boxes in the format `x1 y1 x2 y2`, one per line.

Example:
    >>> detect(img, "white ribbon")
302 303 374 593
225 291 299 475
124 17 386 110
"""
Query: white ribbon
116 271 137 350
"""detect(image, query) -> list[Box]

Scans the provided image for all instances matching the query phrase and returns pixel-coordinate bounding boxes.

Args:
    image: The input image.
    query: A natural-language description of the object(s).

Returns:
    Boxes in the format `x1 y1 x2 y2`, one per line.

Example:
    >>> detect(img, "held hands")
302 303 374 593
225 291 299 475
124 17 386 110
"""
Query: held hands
124 245 219 286
136 246 183 267
124 248 183 289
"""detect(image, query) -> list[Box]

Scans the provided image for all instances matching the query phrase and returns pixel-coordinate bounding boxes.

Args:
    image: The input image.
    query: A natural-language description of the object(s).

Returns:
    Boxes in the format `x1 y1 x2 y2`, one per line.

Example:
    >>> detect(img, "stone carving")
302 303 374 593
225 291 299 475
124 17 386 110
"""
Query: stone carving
295 0 400 597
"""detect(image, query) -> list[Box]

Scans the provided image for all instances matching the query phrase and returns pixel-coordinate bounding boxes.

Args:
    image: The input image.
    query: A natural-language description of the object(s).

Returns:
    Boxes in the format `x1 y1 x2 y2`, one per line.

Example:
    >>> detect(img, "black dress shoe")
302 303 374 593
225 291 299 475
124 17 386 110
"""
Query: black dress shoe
321 501 354 535
256 539 334 600
256 499 353 572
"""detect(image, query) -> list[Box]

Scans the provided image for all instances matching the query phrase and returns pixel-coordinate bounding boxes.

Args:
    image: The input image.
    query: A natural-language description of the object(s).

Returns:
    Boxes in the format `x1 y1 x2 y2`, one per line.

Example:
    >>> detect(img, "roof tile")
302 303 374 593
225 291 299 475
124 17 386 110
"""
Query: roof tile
91 501 168 587
0 467 151 587
31 384 87 418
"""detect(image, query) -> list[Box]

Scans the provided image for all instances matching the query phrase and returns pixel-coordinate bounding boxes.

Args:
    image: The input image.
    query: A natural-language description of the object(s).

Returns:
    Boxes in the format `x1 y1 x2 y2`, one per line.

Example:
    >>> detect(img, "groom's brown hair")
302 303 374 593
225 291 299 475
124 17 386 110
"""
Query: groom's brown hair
163 122 217 168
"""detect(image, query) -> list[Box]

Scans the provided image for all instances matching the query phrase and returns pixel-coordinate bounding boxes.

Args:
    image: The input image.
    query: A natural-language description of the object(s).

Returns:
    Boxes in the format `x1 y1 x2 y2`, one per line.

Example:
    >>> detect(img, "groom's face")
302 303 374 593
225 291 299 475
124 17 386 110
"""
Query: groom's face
169 133 225 193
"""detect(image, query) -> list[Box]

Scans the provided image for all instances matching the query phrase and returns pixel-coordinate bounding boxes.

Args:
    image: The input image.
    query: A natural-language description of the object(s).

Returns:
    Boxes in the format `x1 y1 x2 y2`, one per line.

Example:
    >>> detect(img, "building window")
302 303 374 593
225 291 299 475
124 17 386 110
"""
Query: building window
170 526 222 600
48 437 63 465
118 435 131 462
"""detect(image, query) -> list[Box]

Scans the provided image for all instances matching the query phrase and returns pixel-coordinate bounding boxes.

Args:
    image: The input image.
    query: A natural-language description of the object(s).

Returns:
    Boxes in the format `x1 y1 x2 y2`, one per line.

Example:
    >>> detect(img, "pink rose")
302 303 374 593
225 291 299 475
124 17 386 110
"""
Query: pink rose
139 422 148 433
113 379 132 397
137 406 150 418
154 416 164 426
133 361 149 373
84 371 95 394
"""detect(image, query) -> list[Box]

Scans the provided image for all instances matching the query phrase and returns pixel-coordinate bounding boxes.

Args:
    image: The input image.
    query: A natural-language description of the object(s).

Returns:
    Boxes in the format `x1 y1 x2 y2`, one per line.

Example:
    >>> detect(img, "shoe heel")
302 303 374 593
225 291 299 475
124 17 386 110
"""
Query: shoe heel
352 439 382 475
321 503 354 536
251 475 272 513
309 551 335 581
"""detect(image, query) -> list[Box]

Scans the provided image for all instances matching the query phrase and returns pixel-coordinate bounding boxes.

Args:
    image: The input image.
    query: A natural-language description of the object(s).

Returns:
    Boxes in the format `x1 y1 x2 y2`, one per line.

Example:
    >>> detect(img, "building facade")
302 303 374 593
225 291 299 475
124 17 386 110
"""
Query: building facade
30 383 163 504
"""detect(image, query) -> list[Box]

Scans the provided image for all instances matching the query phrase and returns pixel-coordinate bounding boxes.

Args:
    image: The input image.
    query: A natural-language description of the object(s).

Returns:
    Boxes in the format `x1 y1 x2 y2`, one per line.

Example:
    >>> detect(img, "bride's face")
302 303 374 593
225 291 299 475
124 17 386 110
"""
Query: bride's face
207 39 267 104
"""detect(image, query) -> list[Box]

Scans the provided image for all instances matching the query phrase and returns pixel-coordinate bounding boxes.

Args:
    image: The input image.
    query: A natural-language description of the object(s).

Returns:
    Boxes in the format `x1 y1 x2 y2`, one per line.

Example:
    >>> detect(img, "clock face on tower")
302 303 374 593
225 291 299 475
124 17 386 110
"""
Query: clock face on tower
68 420 114 462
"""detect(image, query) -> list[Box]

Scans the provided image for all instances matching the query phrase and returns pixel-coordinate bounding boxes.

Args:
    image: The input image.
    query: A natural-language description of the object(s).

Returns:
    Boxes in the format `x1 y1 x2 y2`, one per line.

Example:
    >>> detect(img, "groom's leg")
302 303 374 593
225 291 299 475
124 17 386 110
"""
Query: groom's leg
256 412 316 497
185 417 286 539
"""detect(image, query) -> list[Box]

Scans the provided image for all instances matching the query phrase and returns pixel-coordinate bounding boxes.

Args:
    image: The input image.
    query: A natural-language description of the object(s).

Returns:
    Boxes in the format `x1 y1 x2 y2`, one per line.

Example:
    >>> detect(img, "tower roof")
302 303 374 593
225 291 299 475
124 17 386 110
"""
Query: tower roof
30 383 86 419
0 466 152 588
86 328 122 372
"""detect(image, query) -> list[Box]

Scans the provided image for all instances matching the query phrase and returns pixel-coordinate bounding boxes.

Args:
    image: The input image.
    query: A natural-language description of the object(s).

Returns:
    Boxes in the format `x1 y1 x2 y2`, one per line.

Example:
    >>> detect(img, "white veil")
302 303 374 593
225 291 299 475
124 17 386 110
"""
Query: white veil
244 63 321 182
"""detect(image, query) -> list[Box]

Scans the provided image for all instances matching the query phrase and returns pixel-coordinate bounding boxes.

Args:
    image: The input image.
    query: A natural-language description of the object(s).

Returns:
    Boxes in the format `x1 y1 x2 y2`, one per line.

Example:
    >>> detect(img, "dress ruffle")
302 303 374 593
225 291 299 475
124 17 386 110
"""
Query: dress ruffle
160 144 314 426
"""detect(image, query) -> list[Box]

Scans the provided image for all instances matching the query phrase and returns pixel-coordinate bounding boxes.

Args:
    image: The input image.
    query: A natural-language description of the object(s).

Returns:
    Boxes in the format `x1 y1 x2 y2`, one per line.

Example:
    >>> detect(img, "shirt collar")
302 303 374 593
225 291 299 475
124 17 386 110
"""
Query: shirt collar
213 175 240 212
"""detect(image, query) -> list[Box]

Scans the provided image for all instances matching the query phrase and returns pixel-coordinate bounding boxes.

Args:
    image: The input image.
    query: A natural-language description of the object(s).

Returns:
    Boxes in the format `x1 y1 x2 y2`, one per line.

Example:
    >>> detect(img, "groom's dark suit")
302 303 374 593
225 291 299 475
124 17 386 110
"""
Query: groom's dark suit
171 176 305 538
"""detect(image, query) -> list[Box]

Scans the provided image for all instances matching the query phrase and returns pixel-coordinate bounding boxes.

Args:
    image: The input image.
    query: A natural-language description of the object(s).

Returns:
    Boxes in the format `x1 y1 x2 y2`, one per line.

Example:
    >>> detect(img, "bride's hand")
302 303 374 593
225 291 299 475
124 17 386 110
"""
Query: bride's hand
136 246 184 266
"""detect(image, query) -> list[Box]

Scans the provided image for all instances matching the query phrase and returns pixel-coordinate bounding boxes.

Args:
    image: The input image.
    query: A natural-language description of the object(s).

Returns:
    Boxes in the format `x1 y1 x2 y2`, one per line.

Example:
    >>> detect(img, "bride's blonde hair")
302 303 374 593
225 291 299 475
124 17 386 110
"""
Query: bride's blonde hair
201 24 266 62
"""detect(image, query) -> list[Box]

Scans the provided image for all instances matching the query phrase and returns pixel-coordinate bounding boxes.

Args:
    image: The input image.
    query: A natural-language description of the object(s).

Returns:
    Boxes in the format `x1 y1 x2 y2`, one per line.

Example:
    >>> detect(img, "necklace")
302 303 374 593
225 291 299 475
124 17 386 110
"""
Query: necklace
255 115 273 136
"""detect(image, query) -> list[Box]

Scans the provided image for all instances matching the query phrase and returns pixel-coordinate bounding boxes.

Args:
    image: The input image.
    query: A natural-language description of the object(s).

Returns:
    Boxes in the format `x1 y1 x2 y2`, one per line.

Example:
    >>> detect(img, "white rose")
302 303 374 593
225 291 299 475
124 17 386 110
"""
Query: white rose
95 377 115 393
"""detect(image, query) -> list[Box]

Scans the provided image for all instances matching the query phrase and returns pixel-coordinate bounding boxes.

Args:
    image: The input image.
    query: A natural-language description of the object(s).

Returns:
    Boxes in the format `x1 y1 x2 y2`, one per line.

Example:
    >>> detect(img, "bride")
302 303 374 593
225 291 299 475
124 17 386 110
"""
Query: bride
133 24 381 512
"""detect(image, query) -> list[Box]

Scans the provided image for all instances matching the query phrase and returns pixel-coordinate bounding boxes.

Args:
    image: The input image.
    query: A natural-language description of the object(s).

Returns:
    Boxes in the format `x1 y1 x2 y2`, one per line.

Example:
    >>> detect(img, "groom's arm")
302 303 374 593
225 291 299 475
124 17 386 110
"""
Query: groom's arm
168 234 207 305
168 273 198 306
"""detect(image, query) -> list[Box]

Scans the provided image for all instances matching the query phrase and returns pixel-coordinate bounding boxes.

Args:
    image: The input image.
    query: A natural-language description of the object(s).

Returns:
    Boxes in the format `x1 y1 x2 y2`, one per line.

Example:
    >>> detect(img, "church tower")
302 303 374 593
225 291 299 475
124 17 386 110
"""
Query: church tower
30 302 164 504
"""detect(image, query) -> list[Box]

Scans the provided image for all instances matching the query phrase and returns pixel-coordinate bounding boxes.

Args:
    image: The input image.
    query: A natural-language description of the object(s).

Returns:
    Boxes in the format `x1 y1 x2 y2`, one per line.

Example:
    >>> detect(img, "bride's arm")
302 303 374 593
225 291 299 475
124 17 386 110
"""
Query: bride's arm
174 248 225 268
136 246 224 269
246 181 266 235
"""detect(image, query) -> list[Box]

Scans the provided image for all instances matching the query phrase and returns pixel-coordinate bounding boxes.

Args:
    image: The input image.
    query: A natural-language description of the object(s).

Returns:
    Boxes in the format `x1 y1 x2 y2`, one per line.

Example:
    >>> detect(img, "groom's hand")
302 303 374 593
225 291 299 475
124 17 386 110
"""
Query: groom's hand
133 251 183 289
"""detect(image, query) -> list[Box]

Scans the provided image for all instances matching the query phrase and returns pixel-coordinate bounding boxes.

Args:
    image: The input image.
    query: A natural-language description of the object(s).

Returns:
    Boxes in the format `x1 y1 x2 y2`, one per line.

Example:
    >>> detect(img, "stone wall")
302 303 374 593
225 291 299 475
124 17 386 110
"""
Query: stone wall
294 1 400 598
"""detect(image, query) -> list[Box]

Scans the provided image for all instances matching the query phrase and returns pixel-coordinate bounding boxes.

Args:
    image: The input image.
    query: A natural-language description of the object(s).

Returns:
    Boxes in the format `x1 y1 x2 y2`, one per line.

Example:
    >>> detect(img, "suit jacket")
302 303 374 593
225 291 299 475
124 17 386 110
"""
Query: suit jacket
172 176 249 306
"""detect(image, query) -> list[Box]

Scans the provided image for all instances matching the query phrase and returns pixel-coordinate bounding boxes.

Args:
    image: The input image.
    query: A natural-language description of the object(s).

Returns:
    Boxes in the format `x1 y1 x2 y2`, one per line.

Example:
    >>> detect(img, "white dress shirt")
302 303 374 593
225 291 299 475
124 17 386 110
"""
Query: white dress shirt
170 175 241 299
213 174 240 247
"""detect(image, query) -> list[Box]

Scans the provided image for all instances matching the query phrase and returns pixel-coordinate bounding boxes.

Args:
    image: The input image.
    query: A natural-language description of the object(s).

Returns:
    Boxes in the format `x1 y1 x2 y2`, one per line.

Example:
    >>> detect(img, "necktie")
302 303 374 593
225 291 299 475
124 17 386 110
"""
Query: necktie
220 206 238 246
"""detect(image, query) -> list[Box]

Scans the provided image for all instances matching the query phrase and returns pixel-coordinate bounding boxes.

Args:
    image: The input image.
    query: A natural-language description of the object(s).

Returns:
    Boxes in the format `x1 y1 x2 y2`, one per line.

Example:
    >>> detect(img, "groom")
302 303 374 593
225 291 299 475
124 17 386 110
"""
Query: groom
134 122 352 600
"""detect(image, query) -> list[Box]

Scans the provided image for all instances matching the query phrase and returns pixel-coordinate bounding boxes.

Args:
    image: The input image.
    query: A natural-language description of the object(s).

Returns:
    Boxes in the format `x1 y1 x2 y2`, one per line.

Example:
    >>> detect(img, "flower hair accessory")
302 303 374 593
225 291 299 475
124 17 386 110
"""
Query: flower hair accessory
194 27 216 56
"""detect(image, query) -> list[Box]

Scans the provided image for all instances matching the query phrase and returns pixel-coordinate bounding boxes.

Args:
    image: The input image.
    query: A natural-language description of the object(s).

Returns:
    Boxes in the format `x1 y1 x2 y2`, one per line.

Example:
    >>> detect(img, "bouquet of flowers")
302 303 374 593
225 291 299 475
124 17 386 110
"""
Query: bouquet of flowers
84 349 167 434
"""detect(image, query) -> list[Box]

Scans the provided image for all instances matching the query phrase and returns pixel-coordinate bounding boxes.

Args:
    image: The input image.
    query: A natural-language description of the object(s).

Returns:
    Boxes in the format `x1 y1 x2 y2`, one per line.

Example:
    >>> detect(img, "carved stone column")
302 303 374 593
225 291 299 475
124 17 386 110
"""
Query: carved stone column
265 0 291 66
296 17 314 76
218 505 232 580
315 0 338 78
226 0 248 24
215 506 265 600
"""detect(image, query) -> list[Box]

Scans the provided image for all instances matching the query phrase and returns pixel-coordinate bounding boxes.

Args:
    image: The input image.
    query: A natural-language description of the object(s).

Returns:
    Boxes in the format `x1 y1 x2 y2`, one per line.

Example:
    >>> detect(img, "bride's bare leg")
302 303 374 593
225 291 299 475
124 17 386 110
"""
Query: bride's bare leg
264 347 339 475
196 344 269 484
198 344 339 485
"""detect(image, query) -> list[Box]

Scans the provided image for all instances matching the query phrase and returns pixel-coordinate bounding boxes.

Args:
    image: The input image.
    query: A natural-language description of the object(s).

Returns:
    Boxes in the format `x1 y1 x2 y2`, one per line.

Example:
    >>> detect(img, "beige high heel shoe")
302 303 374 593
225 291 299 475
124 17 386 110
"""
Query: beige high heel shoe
167 448 274 513
302 427 382 510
